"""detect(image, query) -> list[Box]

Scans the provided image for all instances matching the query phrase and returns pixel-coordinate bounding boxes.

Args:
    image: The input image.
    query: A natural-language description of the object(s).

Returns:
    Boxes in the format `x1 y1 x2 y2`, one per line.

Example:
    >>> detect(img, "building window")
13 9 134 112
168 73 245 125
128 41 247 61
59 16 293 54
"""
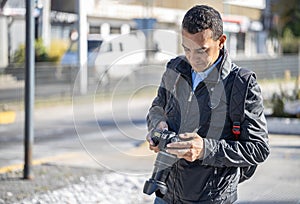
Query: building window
90 26 100 34
110 27 121 34
237 32 245 52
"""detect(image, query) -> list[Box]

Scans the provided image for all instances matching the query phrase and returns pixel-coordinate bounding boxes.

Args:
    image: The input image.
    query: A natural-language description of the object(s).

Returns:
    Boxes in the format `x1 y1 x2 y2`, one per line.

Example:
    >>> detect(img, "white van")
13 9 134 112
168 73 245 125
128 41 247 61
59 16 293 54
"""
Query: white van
94 31 146 80
60 34 103 68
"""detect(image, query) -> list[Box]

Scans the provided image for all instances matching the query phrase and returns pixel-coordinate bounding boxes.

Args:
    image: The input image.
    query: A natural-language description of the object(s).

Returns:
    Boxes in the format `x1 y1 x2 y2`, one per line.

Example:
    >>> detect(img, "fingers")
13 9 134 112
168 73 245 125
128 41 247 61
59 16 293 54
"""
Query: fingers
166 141 192 149
166 132 200 149
166 148 191 156
146 133 159 152
146 121 168 153
146 130 202 157
166 132 204 162
179 132 199 140
156 121 168 130
149 144 159 153
166 148 200 162
146 129 157 146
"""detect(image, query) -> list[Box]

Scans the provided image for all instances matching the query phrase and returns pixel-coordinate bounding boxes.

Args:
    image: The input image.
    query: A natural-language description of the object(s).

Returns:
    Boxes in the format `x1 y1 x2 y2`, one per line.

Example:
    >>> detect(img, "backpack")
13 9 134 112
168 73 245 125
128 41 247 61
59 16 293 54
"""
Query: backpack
229 67 258 183
185 66 258 183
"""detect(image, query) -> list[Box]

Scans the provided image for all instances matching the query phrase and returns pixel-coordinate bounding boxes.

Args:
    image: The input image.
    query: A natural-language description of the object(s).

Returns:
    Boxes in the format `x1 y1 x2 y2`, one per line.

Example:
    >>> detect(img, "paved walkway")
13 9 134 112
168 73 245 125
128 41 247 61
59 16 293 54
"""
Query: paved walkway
0 134 299 203
0 97 299 203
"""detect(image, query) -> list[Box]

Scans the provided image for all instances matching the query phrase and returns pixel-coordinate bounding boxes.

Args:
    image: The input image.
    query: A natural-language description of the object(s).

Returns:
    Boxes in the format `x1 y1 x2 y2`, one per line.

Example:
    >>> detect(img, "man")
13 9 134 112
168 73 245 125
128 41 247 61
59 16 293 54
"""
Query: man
146 5 270 204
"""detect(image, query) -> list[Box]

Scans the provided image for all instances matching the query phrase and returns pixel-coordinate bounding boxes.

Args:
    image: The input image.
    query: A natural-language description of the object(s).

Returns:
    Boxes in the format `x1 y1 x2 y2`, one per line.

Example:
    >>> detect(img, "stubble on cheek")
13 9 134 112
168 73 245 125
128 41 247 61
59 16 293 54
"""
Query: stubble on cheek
191 57 213 72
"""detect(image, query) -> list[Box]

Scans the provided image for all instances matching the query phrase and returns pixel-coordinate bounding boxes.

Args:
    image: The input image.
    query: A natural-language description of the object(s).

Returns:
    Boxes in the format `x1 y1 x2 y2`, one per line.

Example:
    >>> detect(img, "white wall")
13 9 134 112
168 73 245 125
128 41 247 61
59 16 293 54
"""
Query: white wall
0 17 8 69
10 18 26 59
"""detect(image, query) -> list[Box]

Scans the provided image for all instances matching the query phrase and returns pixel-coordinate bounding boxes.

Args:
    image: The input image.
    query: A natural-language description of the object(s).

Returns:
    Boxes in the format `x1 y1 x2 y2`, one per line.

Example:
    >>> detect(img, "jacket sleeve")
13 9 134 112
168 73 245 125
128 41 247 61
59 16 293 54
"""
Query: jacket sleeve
146 70 169 131
202 75 270 167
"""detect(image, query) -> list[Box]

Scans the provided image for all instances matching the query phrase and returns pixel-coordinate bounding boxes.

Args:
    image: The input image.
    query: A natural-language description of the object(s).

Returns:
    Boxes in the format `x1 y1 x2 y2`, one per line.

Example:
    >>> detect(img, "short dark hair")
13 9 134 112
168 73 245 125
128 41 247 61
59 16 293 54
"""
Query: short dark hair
182 5 223 40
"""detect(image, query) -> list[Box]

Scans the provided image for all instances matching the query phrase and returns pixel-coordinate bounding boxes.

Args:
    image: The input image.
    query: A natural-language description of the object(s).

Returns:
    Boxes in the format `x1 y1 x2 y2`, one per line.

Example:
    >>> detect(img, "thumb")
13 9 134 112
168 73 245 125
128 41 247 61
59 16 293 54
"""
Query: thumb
146 130 156 146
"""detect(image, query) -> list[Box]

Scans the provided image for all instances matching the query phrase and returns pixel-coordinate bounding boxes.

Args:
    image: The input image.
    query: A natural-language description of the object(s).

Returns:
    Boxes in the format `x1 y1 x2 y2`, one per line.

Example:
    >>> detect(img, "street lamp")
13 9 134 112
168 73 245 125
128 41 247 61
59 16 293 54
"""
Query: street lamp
24 0 35 180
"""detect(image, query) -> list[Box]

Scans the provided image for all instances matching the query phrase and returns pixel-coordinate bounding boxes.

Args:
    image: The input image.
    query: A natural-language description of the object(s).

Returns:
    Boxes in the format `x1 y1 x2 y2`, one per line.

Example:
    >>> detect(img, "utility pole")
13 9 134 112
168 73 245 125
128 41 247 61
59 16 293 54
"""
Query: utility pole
24 0 35 180
297 45 300 99
77 0 87 94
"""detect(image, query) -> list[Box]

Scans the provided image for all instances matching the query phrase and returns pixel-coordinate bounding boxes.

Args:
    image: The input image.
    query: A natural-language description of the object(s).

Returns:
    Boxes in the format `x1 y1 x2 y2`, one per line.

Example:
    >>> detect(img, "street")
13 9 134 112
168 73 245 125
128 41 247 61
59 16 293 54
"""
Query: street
0 95 154 173
237 135 300 203
0 94 300 203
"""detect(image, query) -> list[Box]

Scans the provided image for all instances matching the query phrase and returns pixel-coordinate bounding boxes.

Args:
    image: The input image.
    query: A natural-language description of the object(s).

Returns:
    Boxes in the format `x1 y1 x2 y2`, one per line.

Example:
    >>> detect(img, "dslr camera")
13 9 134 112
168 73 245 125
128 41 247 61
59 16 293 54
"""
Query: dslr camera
143 129 181 195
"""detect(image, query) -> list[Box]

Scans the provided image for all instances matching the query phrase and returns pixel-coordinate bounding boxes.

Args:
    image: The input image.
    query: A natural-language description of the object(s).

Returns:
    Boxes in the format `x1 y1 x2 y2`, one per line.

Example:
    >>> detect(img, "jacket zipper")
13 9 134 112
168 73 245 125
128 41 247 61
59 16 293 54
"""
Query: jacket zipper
188 91 193 102
173 162 178 203
214 167 218 189
182 90 194 127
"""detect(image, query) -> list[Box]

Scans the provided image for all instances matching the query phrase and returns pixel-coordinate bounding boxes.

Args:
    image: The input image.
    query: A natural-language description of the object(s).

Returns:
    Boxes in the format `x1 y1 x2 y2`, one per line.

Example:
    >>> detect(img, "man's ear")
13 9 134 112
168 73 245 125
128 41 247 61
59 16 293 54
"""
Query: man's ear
219 34 227 49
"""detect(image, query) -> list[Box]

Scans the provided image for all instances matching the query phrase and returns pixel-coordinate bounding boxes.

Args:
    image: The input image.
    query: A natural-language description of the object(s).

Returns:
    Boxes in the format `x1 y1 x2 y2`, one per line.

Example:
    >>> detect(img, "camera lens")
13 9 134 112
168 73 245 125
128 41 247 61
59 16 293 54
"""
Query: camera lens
170 136 180 143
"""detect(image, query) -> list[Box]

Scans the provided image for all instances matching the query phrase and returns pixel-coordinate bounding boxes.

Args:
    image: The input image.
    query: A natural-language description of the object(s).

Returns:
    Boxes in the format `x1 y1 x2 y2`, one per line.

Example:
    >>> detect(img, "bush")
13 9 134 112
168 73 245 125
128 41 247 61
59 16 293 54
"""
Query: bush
12 38 61 64
48 39 69 62
271 93 287 117
270 84 300 117
281 28 300 54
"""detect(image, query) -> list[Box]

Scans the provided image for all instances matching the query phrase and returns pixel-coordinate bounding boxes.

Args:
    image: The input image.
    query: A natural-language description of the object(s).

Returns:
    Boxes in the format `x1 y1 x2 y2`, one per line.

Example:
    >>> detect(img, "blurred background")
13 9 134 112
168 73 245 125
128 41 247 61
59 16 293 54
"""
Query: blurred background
0 0 300 203
0 0 299 112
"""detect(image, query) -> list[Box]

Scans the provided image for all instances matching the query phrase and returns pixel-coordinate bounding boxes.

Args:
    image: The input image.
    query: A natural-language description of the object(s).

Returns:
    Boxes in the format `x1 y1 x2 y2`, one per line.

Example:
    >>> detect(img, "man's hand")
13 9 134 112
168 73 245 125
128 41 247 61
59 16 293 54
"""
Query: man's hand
146 121 168 153
156 121 168 130
166 132 204 162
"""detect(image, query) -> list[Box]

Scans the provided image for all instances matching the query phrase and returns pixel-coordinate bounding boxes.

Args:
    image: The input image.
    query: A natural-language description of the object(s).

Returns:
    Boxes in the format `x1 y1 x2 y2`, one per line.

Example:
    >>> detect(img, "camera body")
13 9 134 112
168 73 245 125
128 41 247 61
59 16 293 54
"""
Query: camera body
151 129 181 151
143 129 180 196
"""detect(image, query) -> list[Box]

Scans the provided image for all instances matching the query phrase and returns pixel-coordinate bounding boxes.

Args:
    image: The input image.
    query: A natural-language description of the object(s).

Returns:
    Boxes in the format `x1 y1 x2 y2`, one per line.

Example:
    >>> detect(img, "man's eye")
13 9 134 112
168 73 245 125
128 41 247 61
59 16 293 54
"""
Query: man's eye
197 49 206 54
184 48 190 52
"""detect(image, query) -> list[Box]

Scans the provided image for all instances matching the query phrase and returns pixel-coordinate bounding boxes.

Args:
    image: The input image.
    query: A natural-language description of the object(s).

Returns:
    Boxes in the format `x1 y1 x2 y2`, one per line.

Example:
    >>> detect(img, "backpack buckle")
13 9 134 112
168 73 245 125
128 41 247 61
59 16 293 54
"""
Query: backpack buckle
232 122 241 139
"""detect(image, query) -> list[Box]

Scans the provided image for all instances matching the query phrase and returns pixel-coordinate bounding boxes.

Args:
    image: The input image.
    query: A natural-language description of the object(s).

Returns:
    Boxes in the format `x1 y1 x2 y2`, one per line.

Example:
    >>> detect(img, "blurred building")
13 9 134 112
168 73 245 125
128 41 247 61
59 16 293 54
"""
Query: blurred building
0 0 273 69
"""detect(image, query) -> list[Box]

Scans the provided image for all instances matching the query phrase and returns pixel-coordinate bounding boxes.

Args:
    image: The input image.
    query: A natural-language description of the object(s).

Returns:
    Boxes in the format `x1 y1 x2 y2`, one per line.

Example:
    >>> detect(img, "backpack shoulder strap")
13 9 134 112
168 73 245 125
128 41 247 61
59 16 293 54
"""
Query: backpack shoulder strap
229 67 259 184
229 67 254 139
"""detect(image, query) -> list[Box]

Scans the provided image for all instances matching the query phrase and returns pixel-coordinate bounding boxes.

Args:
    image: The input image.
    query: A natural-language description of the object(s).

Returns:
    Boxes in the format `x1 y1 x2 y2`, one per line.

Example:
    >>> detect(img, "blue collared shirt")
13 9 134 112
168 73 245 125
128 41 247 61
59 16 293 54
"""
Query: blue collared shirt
191 56 222 91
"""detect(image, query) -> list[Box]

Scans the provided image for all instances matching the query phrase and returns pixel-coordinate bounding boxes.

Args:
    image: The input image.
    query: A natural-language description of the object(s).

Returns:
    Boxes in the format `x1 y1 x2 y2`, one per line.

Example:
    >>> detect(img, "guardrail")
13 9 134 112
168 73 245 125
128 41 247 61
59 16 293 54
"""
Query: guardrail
235 55 299 79
1 55 299 102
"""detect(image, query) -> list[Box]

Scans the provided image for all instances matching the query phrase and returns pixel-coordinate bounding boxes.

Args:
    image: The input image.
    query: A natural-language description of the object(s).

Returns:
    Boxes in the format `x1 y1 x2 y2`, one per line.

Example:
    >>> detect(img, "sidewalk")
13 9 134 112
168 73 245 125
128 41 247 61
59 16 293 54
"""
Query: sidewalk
0 96 300 203
0 134 300 203
0 141 155 204
0 164 155 204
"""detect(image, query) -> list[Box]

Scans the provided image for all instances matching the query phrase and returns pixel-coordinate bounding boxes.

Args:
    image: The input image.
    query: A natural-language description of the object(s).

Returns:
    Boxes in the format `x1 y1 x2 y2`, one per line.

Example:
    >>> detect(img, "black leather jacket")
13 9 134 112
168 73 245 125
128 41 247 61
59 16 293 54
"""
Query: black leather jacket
147 50 270 203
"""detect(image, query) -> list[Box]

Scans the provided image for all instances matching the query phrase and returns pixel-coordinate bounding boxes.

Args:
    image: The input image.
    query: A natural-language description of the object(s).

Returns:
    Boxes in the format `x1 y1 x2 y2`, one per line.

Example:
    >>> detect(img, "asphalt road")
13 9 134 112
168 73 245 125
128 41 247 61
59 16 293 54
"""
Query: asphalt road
0 96 300 203
0 95 150 167
237 134 300 203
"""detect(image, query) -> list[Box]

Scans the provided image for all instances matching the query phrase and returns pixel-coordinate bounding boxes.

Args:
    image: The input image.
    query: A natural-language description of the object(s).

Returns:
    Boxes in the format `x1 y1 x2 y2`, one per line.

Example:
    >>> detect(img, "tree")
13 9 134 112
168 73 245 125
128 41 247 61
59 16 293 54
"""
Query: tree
271 0 300 53
272 0 300 36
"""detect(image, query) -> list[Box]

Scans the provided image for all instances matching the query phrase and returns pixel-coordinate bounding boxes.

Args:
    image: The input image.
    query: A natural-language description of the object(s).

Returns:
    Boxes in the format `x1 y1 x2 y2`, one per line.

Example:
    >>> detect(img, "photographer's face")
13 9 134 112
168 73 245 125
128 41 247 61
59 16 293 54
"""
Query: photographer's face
182 29 226 73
